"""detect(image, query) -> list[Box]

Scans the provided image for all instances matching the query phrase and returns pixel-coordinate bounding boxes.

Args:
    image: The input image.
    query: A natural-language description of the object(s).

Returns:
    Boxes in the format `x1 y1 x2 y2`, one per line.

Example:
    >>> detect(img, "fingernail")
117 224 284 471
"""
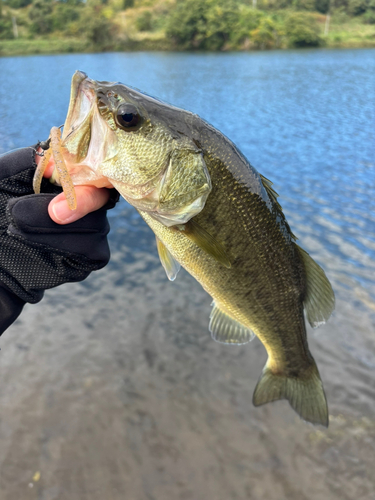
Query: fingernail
52 200 77 223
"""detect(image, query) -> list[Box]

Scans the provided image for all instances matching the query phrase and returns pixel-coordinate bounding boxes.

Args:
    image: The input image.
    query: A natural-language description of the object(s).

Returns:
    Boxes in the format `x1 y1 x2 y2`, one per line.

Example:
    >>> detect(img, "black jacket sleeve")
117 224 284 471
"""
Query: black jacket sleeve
0 285 25 333
0 146 118 335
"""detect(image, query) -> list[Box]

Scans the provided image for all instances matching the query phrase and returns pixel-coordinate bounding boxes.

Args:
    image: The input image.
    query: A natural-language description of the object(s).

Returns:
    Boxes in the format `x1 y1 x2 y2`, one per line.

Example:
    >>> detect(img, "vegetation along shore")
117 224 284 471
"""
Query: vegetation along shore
1 0 374 57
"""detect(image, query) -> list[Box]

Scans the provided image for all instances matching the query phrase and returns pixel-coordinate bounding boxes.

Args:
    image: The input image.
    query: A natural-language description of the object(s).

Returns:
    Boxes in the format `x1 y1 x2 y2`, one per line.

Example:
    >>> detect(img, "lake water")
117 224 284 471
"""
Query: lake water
0 49 374 500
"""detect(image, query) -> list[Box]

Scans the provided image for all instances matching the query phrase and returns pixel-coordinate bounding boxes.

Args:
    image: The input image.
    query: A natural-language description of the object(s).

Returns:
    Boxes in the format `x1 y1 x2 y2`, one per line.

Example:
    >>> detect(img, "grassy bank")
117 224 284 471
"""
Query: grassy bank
0 36 171 57
1 26 374 57
326 16 375 46
0 38 87 56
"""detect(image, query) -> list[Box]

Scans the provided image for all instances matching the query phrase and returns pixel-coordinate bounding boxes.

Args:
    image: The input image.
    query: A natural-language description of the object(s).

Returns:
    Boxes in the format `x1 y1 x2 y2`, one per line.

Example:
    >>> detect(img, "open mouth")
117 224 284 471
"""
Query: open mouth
61 71 96 157
57 71 117 188
62 71 94 143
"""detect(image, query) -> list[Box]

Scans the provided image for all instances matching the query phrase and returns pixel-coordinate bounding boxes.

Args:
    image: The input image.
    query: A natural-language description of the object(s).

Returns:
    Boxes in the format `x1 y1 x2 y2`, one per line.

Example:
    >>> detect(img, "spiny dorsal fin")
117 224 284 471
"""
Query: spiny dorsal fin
259 173 280 207
156 236 181 281
209 302 255 345
176 219 231 269
259 173 297 241
295 244 335 328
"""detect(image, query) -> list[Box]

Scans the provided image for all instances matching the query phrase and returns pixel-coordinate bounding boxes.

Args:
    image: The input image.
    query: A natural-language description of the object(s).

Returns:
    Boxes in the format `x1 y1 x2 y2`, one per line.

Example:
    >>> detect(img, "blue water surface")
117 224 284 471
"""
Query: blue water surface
0 49 374 302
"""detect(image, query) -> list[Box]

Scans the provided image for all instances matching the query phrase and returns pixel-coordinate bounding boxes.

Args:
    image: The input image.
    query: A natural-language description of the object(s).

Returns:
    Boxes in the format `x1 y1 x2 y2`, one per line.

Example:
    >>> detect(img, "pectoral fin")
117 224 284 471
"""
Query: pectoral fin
156 237 181 281
295 244 335 328
209 302 254 345
177 219 231 269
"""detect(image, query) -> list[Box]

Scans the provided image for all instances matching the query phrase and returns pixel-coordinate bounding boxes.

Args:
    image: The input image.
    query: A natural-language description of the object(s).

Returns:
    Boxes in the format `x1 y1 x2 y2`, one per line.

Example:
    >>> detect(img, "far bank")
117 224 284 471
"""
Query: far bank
1 5 375 57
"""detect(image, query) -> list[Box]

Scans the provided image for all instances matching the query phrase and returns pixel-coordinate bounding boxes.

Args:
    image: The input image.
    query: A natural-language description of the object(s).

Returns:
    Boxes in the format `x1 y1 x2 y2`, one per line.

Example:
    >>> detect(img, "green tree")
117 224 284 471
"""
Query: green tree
284 12 323 46
204 0 240 49
231 5 264 45
136 10 153 31
347 0 368 14
28 0 53 34
83 6 116 49
166 0 240 50
315 0 330 13
165 0 207 48
52 2 81 32
0 15 13 39
363 9 375 20
261 0 293 9
330 0 349 10
250 16 281 48
364 0 375 19
6 0 32 8
293 0 316 10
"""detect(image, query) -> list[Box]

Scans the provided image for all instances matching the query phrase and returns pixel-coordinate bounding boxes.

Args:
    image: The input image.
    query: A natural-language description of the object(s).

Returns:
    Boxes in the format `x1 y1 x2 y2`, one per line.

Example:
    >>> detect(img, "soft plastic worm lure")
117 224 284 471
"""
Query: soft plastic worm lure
33 146 52 195
33 126 77 210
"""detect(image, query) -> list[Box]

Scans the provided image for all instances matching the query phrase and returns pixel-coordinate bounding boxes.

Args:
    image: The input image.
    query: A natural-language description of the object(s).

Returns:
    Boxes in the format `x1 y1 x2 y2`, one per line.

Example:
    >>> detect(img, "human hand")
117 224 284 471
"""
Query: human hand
35 148 111 224
0 146 117 335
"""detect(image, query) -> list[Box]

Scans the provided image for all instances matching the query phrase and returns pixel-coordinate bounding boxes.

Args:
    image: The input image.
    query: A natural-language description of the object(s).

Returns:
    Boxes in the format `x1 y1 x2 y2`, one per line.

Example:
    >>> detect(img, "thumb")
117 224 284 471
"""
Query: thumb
48 186 111 224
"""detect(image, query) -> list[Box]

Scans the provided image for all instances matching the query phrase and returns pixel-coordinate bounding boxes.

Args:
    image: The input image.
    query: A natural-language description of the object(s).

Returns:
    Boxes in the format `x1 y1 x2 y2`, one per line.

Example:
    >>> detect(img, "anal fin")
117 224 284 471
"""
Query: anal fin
209 302 254 345
156 237 181 281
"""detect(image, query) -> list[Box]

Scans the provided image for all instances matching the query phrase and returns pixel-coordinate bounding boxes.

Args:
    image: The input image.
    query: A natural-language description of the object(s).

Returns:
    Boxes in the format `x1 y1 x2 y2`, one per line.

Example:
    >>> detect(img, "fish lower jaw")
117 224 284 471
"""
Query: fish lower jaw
50 166 114 189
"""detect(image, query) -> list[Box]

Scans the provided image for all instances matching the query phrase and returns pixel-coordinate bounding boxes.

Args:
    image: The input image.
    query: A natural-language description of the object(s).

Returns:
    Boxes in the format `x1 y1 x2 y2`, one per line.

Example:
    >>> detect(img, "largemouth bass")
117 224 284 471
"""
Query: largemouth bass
44 71 335 426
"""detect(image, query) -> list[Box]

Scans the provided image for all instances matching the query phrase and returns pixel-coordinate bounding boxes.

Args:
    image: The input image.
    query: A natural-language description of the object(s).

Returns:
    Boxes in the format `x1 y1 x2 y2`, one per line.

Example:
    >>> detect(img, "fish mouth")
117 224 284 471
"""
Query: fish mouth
62 70 92 142
58 71 117 187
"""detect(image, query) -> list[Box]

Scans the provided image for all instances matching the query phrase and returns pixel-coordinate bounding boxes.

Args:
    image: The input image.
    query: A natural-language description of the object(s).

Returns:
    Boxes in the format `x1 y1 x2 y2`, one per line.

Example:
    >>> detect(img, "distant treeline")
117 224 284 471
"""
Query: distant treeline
0 0 375 53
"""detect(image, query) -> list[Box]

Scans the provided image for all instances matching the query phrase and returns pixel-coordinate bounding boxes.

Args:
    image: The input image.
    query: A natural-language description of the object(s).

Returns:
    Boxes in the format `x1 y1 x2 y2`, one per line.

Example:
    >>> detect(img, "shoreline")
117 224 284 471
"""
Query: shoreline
1 37 375 57
0 25 375 57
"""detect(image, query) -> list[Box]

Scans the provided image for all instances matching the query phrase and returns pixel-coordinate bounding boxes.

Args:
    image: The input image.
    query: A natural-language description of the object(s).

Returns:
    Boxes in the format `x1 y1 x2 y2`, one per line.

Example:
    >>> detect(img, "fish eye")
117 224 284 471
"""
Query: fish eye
115 103 142 131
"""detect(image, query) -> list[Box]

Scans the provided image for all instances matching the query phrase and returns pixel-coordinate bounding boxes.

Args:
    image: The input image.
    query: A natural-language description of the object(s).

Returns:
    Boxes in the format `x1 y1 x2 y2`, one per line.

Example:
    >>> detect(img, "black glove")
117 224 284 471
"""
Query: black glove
0 146 117 335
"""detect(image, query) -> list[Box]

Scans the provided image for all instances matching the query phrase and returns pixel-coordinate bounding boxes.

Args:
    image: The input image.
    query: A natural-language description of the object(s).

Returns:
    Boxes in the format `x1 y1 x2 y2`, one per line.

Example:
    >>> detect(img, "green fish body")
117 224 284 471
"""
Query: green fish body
56 71 335 426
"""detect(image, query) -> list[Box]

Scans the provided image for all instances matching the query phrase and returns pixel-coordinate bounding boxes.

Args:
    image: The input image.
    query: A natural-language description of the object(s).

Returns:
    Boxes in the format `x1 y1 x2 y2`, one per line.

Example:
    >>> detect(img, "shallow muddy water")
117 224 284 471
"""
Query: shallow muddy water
0 49 374 500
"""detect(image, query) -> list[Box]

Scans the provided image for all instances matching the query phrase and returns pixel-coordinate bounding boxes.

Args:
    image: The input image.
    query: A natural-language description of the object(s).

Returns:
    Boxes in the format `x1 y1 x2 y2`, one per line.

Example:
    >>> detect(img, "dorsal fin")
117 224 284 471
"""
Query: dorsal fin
259 173 297 241
156 237 181 281
209 302 255 345
295 244 335 328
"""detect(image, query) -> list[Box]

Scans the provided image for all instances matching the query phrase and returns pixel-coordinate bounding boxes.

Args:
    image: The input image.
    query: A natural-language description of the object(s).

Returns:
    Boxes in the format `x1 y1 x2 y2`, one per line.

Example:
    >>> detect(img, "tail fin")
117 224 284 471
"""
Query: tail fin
252 362 328 427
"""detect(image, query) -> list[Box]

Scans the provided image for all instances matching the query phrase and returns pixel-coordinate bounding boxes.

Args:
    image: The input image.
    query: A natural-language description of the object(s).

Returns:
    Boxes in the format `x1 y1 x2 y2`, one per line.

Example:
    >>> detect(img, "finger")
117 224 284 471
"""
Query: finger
48 185 110 224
